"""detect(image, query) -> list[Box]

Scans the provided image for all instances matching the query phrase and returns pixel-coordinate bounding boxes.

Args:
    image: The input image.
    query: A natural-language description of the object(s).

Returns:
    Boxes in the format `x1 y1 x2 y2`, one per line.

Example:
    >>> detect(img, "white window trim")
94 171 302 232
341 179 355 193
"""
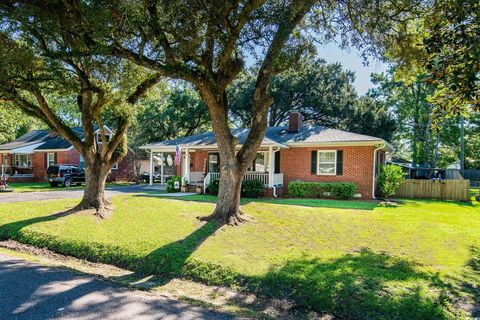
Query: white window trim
112 162 118 170
317 150 337 176
47 153 55 169
14 154 33 168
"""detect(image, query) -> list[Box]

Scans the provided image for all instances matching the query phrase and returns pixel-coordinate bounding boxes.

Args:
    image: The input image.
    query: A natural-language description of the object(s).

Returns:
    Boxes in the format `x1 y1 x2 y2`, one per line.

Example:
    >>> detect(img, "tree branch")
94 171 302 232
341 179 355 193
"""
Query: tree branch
237 0 315 164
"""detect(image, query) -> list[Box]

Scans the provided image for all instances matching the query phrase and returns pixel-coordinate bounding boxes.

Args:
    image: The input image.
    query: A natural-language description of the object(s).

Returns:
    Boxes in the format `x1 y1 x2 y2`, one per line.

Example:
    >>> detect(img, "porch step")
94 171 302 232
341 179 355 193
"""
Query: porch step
184 184 201 193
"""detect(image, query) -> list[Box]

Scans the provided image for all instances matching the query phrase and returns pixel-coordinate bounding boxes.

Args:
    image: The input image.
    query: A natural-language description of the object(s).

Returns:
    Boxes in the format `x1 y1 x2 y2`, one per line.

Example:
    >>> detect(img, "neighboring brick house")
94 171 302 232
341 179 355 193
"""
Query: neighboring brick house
0 126 135 182
141 112 392 199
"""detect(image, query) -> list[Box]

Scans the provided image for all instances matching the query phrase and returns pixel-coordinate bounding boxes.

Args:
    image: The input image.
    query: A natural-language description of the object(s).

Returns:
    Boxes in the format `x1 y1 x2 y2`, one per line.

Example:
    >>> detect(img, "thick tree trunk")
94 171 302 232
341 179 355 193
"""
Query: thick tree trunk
210 166 245 225
76 160 111 217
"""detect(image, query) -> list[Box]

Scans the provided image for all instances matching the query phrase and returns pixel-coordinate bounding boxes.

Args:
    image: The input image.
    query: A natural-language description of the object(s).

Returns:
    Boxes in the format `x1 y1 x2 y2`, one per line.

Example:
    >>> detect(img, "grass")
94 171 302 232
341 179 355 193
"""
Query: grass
0 195 479 319
162 193 379 210
8 181 137 192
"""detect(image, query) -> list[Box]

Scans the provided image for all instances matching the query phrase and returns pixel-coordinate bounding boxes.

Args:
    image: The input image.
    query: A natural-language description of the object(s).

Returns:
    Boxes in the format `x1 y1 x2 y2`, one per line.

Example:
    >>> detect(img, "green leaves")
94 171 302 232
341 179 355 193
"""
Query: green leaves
377 164 406 199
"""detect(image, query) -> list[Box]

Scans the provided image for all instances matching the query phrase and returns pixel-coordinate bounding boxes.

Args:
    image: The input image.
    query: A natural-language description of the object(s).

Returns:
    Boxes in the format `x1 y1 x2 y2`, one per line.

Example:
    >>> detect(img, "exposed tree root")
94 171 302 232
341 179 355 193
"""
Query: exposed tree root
198 209 252 226
73 197 113 219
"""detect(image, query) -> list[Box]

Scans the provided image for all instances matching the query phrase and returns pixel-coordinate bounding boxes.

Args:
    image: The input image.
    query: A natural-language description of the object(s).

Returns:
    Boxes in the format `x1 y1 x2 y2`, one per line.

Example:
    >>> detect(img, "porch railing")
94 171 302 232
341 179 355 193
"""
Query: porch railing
203 171 283 191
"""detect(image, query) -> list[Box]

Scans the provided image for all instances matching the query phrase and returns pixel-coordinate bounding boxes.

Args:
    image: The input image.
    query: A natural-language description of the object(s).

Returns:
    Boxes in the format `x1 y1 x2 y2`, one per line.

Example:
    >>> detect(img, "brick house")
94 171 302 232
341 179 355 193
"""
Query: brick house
0 126 135 182
141 112 392 199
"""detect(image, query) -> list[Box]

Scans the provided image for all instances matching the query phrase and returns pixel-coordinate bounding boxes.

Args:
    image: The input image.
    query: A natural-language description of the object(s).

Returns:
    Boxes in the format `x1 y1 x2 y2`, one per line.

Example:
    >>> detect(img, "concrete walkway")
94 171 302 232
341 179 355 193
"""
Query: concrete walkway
0 252 232 320
0 185 160 203
144 192 197 197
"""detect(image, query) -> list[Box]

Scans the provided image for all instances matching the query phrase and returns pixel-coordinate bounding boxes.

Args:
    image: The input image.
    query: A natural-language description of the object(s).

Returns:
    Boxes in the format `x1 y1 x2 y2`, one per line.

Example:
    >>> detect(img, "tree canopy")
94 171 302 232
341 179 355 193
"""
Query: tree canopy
0 2 162 215
229 59 395 141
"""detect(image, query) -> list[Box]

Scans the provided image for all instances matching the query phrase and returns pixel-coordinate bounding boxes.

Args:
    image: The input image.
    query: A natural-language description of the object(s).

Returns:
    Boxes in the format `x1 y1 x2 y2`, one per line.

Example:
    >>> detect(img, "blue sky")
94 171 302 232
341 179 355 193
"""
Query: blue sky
316 43 388 95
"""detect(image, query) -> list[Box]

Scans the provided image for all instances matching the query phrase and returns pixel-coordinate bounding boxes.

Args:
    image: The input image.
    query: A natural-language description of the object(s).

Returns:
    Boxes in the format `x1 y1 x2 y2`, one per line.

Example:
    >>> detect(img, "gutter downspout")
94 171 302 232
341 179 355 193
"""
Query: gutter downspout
271 146 280 197
372 143 385 200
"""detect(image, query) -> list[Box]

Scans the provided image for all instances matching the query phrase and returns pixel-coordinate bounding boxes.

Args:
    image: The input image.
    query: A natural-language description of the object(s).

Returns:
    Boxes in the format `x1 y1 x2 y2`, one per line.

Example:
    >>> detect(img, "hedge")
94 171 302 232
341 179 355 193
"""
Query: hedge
207 178 265 198
288 181 357 200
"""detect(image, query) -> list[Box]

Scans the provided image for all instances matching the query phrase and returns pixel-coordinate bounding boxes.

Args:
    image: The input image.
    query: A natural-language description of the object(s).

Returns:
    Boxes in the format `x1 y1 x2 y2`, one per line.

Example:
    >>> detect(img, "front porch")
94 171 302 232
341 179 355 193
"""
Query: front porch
143 145 284 192
1 153 35 182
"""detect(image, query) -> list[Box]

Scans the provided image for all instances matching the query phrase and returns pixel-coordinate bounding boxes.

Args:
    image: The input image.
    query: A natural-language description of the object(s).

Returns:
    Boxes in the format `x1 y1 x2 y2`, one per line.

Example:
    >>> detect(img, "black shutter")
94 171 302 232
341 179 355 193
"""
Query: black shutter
44 153 47 169
274 151 281 174
54 153 57 165
336 150 343 175
311 150 317 175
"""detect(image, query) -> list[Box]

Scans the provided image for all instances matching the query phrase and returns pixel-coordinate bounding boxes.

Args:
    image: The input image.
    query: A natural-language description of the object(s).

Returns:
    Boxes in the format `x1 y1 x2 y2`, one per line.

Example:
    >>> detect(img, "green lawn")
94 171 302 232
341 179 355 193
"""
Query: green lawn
8 181 137 192
170 193 380 210
0 195 478 319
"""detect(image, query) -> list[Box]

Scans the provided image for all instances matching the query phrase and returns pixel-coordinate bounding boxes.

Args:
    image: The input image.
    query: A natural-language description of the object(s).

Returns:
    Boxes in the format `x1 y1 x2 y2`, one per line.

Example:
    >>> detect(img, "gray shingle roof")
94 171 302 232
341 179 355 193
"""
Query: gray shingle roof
0 130 50 151
265 124 381 144
0 127 86 151
141 128 281 149
141 124 386 149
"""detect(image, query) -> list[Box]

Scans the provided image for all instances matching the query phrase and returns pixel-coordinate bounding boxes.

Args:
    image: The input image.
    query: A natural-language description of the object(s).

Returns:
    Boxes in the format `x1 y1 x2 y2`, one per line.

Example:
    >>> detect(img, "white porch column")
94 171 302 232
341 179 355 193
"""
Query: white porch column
160 152 164 185
184 148 190 180
268 146 274 187
149 151 153 186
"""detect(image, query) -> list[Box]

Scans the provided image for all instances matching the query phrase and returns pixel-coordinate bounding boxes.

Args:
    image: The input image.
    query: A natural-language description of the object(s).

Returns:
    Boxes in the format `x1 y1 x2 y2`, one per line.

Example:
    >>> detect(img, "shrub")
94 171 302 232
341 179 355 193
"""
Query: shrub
288 181 357 200
166 175 182 192
330 182 356 200
377 164 406 200
207 178 220 195
242 179 264 198
288 181 309 197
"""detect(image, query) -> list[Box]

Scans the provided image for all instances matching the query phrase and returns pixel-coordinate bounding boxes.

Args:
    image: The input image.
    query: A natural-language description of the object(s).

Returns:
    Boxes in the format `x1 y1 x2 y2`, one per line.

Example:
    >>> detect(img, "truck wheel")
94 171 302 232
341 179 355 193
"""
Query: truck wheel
64 178 72 187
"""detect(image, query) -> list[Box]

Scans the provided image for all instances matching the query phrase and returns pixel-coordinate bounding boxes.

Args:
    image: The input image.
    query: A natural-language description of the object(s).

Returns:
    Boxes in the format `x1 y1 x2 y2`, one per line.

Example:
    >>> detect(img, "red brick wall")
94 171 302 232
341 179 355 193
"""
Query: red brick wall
32 152 46 181
66 148 80 165
175 150 209 177
171 146 376 198
193 150 208 173
280 146 375 199
109 150 136 181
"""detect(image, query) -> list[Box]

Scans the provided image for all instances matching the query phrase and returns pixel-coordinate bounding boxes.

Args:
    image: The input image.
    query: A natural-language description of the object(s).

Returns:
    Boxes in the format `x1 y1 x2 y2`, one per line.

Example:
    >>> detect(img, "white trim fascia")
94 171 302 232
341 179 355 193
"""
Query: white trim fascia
140 142 289 151
10 143 45 154
286 140 390 148
33 146 74 153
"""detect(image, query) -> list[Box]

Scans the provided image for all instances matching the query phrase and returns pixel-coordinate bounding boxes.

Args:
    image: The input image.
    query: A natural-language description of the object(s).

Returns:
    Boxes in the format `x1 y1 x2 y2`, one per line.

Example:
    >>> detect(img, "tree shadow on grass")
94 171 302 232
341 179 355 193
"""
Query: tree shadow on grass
0 208 78 241
461 245 480 317
251 248 462 320
113 220 222 286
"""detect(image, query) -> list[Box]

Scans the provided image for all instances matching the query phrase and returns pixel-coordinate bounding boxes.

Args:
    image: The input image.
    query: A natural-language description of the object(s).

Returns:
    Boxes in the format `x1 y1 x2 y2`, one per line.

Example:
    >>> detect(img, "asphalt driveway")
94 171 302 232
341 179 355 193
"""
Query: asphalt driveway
0 185 161 203
0 252 232 320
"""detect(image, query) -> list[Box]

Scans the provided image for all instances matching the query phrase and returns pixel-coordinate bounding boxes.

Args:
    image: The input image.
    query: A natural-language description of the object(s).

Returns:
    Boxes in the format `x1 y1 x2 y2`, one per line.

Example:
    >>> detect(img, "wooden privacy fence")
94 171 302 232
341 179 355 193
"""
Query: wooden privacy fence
395 179 470 201
462 169 480 181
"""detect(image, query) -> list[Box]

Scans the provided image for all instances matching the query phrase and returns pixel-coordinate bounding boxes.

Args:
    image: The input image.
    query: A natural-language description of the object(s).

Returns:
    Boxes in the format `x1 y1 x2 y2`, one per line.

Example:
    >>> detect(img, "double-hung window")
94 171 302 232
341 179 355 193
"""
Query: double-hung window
47 153 55 168
14 154 32 168
317 150 336 175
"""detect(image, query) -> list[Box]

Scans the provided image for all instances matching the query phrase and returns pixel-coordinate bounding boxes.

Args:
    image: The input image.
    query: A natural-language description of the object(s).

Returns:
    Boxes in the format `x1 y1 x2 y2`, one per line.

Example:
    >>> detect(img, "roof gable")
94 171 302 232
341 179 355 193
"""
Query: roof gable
0 125 106 152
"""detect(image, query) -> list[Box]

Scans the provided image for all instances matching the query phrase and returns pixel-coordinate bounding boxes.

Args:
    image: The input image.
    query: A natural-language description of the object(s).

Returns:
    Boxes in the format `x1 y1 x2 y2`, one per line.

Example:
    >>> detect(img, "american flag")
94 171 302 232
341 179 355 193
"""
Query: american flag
175 144 181 165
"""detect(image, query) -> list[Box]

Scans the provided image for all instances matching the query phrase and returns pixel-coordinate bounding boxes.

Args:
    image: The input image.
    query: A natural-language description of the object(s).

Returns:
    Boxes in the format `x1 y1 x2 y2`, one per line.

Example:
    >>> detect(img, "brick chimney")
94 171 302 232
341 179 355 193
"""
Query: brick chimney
49 130 58 138
288 111 303 133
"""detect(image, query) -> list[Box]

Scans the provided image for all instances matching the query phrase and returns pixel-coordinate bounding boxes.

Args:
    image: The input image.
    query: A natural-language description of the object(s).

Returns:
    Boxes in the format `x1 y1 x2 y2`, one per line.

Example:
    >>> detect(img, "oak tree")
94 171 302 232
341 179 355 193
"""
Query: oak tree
0 2 161 216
